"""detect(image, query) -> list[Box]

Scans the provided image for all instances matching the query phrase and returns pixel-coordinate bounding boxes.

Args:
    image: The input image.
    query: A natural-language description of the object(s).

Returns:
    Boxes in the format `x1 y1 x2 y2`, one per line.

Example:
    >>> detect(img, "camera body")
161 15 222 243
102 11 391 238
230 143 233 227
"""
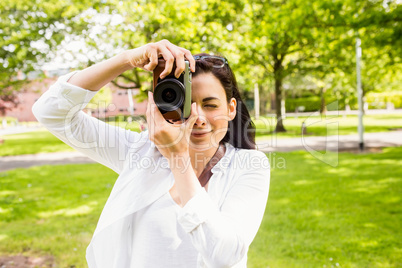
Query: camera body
153 59 192 121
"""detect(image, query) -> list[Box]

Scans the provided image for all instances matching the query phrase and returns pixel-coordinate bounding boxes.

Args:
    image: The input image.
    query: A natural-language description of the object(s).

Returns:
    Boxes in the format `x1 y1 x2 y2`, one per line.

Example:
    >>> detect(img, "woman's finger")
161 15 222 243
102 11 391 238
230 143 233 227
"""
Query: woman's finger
179 47 196 73
166 44 185 78
143 45 159 71
173 50 185 78
157 44 175 79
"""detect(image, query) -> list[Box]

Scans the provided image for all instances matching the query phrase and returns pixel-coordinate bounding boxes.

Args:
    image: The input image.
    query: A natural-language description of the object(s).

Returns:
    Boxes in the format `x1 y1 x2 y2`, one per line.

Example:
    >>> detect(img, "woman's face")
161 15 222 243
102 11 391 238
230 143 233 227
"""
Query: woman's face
189 72 236 151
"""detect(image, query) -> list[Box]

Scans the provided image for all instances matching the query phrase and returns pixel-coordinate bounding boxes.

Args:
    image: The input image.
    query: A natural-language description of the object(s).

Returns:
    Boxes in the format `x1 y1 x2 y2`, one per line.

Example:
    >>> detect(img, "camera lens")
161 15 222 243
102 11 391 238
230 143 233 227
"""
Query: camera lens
162 88 177 103
154 79 185 113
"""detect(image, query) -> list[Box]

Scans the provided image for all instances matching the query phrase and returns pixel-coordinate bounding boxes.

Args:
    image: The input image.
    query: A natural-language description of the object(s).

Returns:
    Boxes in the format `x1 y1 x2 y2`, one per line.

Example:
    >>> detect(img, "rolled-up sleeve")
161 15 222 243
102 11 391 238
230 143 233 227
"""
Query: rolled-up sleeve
178 150 270 267
32 72 143 174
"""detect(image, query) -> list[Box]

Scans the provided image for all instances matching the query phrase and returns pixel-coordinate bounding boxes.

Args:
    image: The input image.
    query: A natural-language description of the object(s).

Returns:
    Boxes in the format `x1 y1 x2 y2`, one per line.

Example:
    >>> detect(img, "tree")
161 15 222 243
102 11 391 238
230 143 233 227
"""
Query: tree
77 0 246 95
238 0 332 132
0 88 19 116
316 0 402 109
238 0 401 132
0 0 106 113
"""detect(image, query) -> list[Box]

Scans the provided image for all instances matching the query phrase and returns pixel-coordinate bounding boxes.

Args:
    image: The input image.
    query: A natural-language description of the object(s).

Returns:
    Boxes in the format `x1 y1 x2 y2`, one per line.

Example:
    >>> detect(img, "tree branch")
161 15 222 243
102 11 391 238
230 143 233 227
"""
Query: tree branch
118 73 137 85
110 80 138 90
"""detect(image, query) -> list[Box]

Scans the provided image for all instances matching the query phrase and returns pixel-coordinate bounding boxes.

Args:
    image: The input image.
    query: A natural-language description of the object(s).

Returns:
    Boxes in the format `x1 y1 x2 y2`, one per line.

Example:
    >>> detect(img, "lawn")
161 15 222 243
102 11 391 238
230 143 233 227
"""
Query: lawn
0 130 73 156
0 164 117 267
0 122 141 157
1 148 401 267
249 147 402 267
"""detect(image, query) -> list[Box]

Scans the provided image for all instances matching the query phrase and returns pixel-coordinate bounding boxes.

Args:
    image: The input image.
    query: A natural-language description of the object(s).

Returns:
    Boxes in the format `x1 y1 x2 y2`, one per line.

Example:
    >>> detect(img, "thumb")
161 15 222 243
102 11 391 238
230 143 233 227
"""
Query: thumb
185 102 198 132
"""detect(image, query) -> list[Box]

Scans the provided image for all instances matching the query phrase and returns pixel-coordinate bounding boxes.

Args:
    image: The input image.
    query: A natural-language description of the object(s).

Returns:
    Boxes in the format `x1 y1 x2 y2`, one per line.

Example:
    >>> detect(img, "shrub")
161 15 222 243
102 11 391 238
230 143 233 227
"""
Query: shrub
285 96 343 112
366 91 402 109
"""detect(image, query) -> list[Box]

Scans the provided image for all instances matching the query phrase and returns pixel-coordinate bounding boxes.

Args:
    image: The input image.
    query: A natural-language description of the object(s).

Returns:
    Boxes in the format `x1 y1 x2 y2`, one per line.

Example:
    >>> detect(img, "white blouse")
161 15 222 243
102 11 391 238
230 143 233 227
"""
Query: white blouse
32 72 270 268
130 192 198 267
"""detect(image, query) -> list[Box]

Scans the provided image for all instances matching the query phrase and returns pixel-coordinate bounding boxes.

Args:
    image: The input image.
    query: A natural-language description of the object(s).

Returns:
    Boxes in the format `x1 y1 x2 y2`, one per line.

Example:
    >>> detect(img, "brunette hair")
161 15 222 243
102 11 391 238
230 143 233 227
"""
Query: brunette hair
193 53 256 150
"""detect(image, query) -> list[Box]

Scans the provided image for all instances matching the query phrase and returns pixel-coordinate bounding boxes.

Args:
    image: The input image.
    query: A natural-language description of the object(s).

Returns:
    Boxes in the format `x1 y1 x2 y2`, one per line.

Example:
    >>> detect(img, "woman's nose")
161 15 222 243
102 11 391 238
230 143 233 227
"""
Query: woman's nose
194 105 207 126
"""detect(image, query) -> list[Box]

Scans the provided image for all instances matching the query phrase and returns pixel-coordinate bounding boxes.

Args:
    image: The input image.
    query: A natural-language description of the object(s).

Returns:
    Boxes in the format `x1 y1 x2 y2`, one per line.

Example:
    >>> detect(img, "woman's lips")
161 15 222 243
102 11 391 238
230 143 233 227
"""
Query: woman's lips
191 130 211 138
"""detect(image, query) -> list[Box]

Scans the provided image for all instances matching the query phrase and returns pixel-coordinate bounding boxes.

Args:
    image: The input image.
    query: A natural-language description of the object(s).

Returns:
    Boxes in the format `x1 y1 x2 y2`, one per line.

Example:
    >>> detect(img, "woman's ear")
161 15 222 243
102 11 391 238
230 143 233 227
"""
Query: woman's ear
228 98 237 121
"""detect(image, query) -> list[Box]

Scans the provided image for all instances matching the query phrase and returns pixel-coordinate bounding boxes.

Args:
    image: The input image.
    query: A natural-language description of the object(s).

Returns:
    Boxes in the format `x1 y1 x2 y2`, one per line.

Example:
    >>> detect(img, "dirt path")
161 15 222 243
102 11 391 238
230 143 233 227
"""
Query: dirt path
256 130 402 152
0 255 54 268
0 151 95 172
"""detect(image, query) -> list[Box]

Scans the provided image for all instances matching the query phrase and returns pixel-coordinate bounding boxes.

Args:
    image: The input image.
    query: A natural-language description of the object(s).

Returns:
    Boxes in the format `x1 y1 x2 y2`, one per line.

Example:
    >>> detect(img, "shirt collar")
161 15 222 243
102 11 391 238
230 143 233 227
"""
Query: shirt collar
211 143 236 174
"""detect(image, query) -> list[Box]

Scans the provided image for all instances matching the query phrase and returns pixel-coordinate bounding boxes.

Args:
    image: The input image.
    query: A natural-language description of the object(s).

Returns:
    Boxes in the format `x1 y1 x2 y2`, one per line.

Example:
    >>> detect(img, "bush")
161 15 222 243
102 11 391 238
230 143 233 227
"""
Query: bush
366 91 402 109
285 96 321 112
106 114 146 122
0 116 18 127
285 96 344 112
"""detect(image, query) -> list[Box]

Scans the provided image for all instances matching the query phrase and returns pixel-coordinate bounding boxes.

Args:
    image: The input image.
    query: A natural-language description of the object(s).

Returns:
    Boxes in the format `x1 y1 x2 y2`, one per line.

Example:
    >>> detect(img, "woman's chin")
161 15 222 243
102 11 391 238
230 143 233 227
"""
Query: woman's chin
189 141 212 152
189 139 222 152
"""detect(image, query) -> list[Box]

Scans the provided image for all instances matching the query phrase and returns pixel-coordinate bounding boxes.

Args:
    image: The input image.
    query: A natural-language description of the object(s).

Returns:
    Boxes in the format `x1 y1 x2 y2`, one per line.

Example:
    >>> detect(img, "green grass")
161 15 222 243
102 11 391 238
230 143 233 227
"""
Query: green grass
0 122 141 156
255 113 402 139
1 148 401 267
0 164 117 267
248 147 402 267
0 130 74 156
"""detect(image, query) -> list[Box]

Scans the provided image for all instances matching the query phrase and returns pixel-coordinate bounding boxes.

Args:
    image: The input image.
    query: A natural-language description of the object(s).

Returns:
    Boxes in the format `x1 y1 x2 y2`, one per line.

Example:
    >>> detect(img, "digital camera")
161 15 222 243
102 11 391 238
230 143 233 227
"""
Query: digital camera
152 59 192 121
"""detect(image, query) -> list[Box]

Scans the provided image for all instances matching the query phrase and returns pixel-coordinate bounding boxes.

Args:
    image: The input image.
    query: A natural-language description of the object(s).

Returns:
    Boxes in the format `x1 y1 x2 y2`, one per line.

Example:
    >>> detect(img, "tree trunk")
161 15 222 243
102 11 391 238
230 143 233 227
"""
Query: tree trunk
274 77 286 132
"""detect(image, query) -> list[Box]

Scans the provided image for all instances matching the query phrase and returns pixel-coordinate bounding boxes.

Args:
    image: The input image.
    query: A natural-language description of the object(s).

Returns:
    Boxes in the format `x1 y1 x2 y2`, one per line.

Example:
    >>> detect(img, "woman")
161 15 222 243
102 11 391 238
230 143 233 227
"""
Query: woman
33 40 270 268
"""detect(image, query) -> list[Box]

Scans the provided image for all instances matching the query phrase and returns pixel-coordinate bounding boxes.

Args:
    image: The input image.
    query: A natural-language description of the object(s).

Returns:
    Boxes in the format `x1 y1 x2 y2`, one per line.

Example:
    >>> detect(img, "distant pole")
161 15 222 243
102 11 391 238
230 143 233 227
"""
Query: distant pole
127 89 135 117
356 36 364 151
254 83 260 120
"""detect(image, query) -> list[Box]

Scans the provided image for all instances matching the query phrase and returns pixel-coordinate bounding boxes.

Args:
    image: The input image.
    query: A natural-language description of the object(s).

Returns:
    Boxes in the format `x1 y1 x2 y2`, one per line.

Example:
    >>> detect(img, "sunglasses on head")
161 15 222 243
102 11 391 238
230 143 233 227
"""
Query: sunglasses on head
193 55 228 68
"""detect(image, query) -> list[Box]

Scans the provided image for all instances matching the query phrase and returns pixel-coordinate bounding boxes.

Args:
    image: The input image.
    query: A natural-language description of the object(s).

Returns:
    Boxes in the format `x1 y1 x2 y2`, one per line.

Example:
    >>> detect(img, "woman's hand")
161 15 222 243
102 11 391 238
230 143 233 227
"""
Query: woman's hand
147 91 198 161
68 39 194 91
126 39 196 78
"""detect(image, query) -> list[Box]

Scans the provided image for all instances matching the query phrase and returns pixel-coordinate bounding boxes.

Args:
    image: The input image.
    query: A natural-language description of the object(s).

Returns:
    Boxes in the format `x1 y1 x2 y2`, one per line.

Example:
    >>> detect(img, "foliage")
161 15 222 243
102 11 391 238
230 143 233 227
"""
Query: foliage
0 117 19 125
0 88 19 116
0 0 106 111
1 148 401 267
238 0 401 129
366 91 402 109
1 0 401 125
285 96 323 113
238 0 324 131
78 0 243 93
86 86 113 113
310 0 402 111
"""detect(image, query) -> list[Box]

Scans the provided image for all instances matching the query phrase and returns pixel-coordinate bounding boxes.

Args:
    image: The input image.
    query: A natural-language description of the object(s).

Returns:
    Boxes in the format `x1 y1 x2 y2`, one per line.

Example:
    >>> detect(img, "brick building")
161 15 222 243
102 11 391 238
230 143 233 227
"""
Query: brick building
2 71 147 122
